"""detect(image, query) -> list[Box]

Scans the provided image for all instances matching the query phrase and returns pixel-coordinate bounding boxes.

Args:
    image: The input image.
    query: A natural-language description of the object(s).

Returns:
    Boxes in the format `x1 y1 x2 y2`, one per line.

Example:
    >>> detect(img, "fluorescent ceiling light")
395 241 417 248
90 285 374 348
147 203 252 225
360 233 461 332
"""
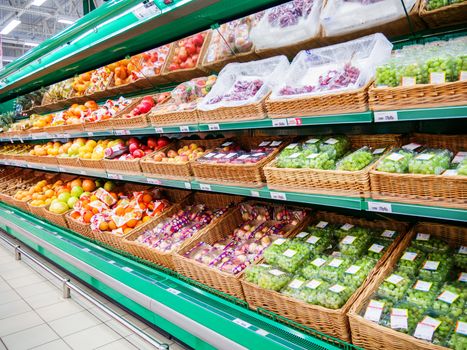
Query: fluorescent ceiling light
0 19 21 35
58 19 74 25
31 0 48 6
24 42 39 47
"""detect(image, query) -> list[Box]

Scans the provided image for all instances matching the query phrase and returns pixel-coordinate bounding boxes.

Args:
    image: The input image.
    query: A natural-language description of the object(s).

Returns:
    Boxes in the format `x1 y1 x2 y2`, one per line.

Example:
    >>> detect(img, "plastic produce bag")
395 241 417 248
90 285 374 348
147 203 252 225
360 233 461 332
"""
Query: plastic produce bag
319 136 350 159
298 278 330 305
341 257 376 288
432 283 465 317
413 314 453 345
257 267 292 291
301 255 329 279
376 148 415 173
377 271 412 300
446 317 467 350
321 283 354 309
250 0 322 50
244 264 271 284
320 0 417 37
198 56 290 111
361 297 393 324
336 147 375 171
380 301 427 334
408 148 452 175
410 232 450 253
406 280 439 307
281 276 308 299
397 247 426 276
270 34 393 100
454 245 467 270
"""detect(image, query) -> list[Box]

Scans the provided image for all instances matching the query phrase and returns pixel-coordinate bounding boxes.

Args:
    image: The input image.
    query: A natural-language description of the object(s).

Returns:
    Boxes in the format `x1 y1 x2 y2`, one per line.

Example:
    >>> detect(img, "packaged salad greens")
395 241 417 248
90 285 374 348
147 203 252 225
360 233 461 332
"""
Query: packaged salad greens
336 147 375 171
257 267 292 291
377 271 412 300
376 148 415 173
433 283 465 317
408 149 452 175
406 280 439 308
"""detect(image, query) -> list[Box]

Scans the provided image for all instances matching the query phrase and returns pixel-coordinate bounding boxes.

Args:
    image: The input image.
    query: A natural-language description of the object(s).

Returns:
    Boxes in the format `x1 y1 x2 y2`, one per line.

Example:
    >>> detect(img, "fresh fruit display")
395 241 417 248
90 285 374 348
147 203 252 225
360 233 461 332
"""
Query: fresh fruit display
135 203 230 253
319 257 354 282
336 147 376 171
84 97 132 123
377 229 400 242
338 229 373 257
320 283 353 309
257 267 292 291
124 96 156 118
86 67 112 93
396 247 426 276
139 45 171 77
301 255 329 279
263 239 312 273
244 263 271 284
408 149 452 175
413 314 453 345
366 240 391 260
270 34 392 100
250 0 321 50
319 136 350 159
418 254 452 282
456 158 467 176
406 279 438 307
297 222 334 254
426 0 450 10
341 258 376 288
105 136 169 160
17 89 46 110
44 79 74 102
295 278 331 305
376 148 415 173
204 16 255 64
447 318 467 350
149 141 205 163
198 56 289 111
167 32 207 71
335 223 371 240
433 283 465 317
377 271 412 300
107 57 143 87
72 71 93 96
410 232 450 253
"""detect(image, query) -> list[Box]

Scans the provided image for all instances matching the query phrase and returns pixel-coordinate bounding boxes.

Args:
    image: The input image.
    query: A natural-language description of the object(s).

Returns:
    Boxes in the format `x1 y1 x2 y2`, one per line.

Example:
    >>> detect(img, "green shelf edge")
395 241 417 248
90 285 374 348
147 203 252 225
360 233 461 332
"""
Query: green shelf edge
0 202 358 350
0 159 465 222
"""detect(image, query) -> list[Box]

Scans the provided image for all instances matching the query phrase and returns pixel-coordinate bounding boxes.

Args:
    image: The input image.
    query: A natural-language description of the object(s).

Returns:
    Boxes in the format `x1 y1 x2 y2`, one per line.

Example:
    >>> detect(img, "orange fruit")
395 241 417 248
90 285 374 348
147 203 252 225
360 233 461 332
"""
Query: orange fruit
135 221 143 227
142 193 152 204
115 207 125 216
138 203 146 210
92 207 99 214
123 228 132 234
126 219 137 228
90 195 98 202
71 211 80 220
82 179 96 192
108 220 117 230
83 211 93 223
70 179 82 188
99 221 109 231
142 216 151 223
110 192 118 200
124 207 133 214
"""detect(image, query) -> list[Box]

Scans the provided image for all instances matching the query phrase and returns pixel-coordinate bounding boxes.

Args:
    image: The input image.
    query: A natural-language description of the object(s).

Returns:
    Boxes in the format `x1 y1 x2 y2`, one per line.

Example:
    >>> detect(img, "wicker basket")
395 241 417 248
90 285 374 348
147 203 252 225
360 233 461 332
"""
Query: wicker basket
264 134 403 198
42 125 64 134
192 136 288 188
65 214 95 240
266 82 371 118
93 187 190 250
35 156 58 166
162 31 211 82
110 98 151 130
57 157 81 168
83 119 114 132
79 158 105 170
141 138 226 181
61 123 85 134
174 203 309 299
349 222 467 350
241 211 409 342
42 208 70 229
148 108 199 127
370 133 467 209
369 80 467 111
419 1 467 28
122 192 242 270
103 158 142 175
27 202 48 217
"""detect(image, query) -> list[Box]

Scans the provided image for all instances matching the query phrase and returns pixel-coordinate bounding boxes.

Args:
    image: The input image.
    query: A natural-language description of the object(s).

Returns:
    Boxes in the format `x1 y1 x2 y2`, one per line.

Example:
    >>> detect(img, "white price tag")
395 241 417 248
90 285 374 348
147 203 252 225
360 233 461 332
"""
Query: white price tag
316 221 328 229
221 142 233 147
437 290 459 304
459 246 467 255
283 249 297 258
273 238 286 246
306 280 322 290
250 190 260 198
288 152 301 159
329 258 343 268
296 232 308 239
81 248 91 252
460 71 467 81
387 152 404 162
340 223 354 231
402 251 417 261
285 143 298 149
132 1 161 19
422 260 440 271
345 265 362 275
305 138 319 144
270 141 282 147
108 174 123 180
414 280 432 292
414 317 441 341
329 284 346 293
312 258 326 267
259 141 271 147
391 308 408 330
416 233 430 241
325 138 338 145
199 183 211 191
184 182 192 190
415 153 434 161
374 111 398 122
286 118 302 126
208 124 220 131
155 127 164 134
122 267 133 273
306 235 320 245
80 170 87 175
233 318 251 328
342 235 356 245
179 126 190 132
459 272 467 282
269 269 285 276
401 76 416 86
367 201 392 213
382 230 396 238
147 178 162 185
373 148 386 155
456 321 467 336
369 244 385 253
430 72 445 84
288 279 304 289
115 130 130 135
364 300 385 322
386 274 404 285
270 192 287 201
167 287 181 295
272 119 287 127
255 329 269 336
87 132 94 137
306 153 319 159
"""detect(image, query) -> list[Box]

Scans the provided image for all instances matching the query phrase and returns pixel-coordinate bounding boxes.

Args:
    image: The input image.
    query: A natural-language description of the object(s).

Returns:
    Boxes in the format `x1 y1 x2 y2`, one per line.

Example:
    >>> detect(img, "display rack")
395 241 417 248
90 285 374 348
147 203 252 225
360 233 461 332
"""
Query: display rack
0 0 466 349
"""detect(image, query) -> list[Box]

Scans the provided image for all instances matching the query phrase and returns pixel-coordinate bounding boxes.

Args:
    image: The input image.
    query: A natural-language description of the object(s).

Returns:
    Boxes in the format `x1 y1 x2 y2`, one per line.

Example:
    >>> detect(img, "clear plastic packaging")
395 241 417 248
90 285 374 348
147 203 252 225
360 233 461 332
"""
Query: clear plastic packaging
341 257 376 288
303 152 337 170
270 34 393 100
338 231 373 257
432 283 465 317
446 317 467 350
319 257 353 282
454 245 467 270
408 148 452 175
406 279 439 307
376 148 415 173
410 233 450 253
281 276 308 299
413 314 453 345
361 297 393 325
377 271 412 300
319 136 350 159
198 56 290 111
274 240 312 273
320 0 417 37
301 255 329 279
367 240 391 260
250 0 322 50
298 278 330 305
336 147 375 171
321 283 353 309
139 45 171 77
418 254 452 283
396 247 426 276
257 267 292 291
381 301 427 334
456 158 467 176
244 263 271 284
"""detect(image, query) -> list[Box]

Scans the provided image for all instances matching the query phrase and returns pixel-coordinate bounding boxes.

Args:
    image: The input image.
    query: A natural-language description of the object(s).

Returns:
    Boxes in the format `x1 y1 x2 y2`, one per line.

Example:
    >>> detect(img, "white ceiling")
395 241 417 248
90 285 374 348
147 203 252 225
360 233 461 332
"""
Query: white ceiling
0 0 84 65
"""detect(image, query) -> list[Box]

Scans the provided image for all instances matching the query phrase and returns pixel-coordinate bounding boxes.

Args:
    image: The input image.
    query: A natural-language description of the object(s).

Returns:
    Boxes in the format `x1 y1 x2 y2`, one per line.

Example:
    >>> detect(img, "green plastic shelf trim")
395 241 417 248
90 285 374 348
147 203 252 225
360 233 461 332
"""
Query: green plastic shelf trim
373 105 467 122
1 159 465 222
0 202 356 350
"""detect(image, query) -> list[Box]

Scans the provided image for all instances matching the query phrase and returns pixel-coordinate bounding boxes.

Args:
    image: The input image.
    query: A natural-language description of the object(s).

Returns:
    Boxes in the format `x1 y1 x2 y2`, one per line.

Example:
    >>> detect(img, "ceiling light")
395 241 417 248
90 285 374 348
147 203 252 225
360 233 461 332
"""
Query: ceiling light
58 19 74 25
31 0 48 6
24 42 39 47
0 19 21 35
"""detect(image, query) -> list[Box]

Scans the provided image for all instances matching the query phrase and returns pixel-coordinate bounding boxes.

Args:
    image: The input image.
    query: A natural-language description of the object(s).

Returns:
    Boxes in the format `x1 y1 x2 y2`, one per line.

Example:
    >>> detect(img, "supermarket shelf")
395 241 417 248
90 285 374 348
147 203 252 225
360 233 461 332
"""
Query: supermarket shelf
373 105 467 122
1 159 465 222
0 202 354 350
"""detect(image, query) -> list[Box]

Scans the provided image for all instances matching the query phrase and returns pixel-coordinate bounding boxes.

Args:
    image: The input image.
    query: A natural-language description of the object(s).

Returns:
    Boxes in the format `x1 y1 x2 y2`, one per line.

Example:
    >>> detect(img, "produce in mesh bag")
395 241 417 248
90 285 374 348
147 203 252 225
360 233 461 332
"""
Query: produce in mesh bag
319 136 350 159
257 267 292 291
377 271 412 300
301 255 329 279
250 0 322 50
281 276 308 299
367 240 391 260
408 149 452 175
341 257 376 288
410 233 450 253
413 314 453 345
447 317 467 350
381 301 427 334
299 279 331 305
198 56 289 111
406 280 439 308
454 246 467 270
320 283 353 309
397 247 426 276
376 148 415 173
319 256 353 282
433 283 465 317
336 147 376 171
270 34 392 101
338 228 373 257
244 264 271 284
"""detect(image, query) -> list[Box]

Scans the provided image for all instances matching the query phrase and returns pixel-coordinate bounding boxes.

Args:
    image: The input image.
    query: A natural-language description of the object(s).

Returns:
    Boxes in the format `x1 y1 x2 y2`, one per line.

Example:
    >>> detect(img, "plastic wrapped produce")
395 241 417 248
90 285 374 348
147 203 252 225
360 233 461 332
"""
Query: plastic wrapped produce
342 257 376 288
411 232 450 253
270 34 392 100
336 147 375 171
376 229 400 242
367 240 391 260
413 314 453 345
301 255 329 279
418 255 452 283
320 0 417 37
139 45 171 77
303 152 337 169
281 276 308 299
302 137 322 152
319 257 353 282
426 0 450 10
407 280 439 307
408 149 452 175
250 0 322 51
377 271 412 300
298 278 330 305
454 246 467 270
244 264 271 284
447 318 467 350
362 298 393 324
321 283 354 309
433 283 465 317
376 148 415 173
335 223 371 240
275 240 312 273
198 56 289 111
381 301 427 334
300 225 334 254
338 230 373 257
319 136 350 159
456 159 467 176
397 247 426 276
257 267 292 291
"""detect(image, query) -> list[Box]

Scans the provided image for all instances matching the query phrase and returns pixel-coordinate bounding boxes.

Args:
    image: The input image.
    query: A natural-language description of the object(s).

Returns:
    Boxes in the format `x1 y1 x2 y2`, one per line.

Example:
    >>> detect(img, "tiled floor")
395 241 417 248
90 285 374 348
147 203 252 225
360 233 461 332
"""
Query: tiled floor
0 239 188 350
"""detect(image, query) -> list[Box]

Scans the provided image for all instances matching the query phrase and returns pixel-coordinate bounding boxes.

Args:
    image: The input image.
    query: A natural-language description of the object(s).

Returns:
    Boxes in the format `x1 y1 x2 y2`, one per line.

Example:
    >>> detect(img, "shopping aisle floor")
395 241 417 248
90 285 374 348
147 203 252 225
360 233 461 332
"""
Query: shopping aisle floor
0 239 188 350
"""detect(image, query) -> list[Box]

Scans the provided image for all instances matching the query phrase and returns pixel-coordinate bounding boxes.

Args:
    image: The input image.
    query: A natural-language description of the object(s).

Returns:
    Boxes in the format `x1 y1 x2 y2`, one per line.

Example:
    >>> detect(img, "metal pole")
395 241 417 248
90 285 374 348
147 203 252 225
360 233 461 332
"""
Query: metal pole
63 278 71 299
14 245 21 260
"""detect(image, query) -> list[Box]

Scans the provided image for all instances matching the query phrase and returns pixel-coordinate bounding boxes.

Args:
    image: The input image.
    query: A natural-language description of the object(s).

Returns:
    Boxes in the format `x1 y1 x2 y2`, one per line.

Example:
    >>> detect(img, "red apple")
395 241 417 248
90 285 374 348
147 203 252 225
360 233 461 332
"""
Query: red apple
128 137 139 145
185 43 196 55
133 149 144 158
192 33 204 47
147 137 158 149
169 63 179 71
129 143 139 153
157 137 170 148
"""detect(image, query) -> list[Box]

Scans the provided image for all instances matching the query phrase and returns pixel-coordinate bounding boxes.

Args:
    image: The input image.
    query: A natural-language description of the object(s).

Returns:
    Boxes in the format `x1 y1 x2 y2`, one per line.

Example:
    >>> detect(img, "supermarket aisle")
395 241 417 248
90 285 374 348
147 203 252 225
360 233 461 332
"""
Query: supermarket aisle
0 239 187 350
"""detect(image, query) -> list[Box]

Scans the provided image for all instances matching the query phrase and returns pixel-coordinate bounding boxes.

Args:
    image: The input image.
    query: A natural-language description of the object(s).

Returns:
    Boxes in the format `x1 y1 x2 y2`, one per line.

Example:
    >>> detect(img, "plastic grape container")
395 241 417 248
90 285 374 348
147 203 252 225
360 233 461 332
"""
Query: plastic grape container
408 149 452 175
446 317 467 350
396 247 426 276
426 0 449 10
432 283 465 317
298 278 331 306
361 297 393 325
302 138 322 153
262 237 290 266
376 228 400 242
336 147 374 171
335 223 371 240
457 159 467 176
257 267 292 291
454 245 467 270
380 301 427 334
302 151 336 170
341 257 376 289
367 240 391 261
298 221 335 254
244 264 271 284
377 271 412 300
320 283 354 309
418 253 453 283
338 226 373 257
410 233 450 253
300 255 329 279
376 149 415 173
275 240 312 273
319 257 353 283
281 276 308 300
406 280 439 308
319 136 350 159
413 314 454 346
